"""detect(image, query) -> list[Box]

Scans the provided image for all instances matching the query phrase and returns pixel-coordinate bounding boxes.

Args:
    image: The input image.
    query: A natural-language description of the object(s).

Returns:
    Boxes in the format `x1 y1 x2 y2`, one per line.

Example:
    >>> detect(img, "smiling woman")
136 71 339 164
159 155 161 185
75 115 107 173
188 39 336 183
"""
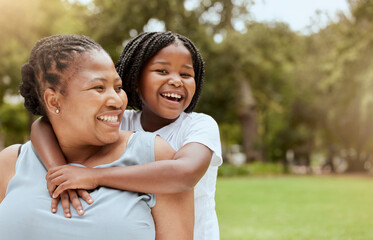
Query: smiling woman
50 49 126 148
0 34 194 240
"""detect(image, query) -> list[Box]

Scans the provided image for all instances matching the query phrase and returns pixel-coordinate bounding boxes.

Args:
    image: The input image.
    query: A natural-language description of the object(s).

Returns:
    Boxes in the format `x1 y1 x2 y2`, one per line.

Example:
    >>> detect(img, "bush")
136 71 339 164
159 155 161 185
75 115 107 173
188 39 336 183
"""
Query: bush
218 162 285 177
0 103 30 147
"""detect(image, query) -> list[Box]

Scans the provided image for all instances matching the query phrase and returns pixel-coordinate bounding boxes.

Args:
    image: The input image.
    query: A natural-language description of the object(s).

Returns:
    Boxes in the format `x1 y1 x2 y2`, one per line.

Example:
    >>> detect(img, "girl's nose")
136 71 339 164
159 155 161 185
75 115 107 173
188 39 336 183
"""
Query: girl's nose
168 77 184 87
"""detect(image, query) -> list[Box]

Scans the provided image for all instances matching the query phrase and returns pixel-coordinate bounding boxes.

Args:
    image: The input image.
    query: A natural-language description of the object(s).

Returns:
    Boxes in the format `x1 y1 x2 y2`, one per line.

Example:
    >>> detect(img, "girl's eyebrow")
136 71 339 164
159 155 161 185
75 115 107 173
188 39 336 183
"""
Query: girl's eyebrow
183 65 193 69
151 61 170 66
152 61 193 69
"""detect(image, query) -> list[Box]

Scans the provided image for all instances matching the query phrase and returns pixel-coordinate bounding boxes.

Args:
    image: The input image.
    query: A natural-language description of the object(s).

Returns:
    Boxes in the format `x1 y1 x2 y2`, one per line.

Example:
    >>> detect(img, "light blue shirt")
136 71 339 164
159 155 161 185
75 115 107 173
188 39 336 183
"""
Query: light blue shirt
0 132 156 240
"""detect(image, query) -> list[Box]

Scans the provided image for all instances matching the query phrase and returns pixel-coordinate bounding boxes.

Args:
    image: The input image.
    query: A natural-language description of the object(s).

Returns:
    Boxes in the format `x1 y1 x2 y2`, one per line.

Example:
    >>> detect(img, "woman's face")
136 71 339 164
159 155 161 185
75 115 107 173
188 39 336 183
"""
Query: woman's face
56 49 127 146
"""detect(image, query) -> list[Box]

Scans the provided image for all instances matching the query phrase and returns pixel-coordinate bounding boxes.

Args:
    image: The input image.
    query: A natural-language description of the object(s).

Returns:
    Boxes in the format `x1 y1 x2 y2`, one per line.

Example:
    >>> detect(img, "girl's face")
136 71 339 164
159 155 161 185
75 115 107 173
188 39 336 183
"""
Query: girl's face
138 42 196 123
56 49 127 147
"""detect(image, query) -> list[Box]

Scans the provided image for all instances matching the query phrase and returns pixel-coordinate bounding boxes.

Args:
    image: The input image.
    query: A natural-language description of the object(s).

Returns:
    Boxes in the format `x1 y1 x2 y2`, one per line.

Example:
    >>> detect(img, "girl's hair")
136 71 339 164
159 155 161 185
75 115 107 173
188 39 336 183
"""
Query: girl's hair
19 34 102 117
115 31 205 113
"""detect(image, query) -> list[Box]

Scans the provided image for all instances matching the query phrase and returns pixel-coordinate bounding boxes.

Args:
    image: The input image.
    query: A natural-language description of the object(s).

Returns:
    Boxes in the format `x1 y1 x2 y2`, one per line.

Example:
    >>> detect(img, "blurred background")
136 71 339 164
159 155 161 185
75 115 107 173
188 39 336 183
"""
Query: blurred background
1 0 373 239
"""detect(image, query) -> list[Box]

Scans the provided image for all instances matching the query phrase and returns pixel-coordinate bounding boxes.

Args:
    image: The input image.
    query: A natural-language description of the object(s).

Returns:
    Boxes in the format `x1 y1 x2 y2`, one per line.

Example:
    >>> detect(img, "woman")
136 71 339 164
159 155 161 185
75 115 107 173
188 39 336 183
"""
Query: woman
0 34 194 240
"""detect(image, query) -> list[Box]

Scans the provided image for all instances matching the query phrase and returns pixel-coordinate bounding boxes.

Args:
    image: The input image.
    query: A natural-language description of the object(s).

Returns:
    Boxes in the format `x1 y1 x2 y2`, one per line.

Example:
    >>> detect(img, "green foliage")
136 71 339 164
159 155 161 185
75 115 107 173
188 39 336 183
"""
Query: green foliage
218 164 251 177
0 103 29 146
2 0 373 168
0 0 86 146
218 162 285 177
0 0 86 100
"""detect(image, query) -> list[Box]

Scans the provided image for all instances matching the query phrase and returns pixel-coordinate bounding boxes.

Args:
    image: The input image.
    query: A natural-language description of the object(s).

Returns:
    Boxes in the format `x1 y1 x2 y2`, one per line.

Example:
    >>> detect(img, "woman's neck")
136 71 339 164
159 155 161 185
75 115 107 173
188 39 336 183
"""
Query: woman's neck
57 133 127 167
60 144 106 166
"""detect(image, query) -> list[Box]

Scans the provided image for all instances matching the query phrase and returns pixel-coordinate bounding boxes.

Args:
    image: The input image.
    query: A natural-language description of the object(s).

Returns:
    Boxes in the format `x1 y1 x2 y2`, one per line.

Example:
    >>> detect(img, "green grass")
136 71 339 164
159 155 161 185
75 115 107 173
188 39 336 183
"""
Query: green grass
215 175 373 240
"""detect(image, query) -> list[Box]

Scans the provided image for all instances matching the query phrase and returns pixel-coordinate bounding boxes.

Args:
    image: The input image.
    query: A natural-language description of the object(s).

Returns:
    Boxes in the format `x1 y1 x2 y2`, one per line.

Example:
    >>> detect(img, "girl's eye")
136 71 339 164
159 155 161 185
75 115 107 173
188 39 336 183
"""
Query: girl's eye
156 69 168 74
181 73 194 78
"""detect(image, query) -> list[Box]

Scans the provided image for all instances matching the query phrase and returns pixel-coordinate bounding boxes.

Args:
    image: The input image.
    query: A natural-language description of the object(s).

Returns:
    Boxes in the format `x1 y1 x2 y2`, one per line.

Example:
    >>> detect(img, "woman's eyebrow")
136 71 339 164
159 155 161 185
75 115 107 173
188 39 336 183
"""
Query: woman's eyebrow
88 77 121 83
87 78 106 84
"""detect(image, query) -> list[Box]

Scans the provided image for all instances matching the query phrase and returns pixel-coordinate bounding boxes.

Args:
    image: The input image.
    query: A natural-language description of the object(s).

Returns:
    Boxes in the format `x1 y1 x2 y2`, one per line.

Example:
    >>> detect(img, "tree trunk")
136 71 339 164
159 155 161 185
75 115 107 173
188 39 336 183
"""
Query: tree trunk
235 78 261 162
345 158 366 172
322 146 336 173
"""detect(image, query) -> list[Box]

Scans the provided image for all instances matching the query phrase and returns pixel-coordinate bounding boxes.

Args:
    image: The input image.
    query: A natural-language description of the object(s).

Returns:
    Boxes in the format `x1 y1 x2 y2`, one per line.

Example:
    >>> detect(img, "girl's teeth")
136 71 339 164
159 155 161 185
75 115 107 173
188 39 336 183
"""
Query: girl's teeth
162 93 181 99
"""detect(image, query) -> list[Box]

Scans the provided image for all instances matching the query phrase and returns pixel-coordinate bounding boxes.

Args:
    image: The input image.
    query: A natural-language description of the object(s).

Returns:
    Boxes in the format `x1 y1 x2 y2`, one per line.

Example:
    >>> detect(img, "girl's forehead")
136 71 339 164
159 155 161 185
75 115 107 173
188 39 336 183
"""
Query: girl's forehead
154 43 192 59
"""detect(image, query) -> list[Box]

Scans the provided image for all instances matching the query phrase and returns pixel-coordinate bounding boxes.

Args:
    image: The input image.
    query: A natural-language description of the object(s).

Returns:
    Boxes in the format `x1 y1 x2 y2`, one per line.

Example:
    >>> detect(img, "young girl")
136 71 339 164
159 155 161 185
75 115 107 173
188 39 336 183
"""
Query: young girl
32 31 222 240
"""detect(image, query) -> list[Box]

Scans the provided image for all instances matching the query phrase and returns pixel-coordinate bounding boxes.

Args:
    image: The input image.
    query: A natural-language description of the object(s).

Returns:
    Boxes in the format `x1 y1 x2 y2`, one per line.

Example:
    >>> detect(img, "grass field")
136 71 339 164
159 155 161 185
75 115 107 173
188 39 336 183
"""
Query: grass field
215 175 373 240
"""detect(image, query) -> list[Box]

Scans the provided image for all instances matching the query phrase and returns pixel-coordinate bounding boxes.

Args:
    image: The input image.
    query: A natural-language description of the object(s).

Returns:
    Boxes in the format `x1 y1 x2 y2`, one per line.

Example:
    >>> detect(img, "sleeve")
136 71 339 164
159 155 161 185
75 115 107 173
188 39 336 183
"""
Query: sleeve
183 113 223 166
119 110 132 131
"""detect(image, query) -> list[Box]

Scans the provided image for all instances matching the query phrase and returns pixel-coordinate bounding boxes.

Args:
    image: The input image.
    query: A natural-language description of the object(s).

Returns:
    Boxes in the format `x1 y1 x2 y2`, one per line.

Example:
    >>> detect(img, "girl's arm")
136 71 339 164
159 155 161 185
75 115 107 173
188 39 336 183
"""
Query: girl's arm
30 117 66 169
0 144 20 203
47 143 212 196
98 142 212 192
35 117 211 194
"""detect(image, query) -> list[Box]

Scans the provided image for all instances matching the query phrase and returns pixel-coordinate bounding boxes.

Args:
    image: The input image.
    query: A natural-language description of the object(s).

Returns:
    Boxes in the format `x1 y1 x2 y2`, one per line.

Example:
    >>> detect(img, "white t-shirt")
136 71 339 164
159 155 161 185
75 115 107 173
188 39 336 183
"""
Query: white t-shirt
120 110 222 240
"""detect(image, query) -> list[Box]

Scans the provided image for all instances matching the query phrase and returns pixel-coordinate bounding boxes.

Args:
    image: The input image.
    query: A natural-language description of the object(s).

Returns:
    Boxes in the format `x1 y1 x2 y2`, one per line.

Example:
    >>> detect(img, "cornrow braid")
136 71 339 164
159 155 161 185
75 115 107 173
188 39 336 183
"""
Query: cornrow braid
19 34 102 117
115 31 205 112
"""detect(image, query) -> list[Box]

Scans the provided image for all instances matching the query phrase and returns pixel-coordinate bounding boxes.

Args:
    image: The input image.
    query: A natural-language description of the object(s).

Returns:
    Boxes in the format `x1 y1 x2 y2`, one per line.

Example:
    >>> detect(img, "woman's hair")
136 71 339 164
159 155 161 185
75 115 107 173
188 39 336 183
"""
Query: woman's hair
19 34 102 117
115 31 205 113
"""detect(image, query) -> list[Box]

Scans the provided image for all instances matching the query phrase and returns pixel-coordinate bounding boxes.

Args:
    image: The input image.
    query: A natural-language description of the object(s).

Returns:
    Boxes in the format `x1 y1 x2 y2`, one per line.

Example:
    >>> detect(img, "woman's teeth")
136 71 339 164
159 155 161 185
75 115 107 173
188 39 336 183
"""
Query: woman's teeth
98 115 118 123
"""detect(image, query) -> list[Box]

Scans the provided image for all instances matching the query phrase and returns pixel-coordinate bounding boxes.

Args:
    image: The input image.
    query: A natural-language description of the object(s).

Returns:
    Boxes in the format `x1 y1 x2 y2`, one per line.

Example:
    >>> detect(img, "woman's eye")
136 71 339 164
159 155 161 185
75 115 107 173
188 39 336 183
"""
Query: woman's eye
93 86 104 91
115 86 122 93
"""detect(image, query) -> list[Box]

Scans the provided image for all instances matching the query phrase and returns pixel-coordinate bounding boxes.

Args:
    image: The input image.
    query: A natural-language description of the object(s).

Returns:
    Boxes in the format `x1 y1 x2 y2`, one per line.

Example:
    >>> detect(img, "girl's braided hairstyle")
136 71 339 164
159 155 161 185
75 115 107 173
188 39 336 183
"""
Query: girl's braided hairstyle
115 31 204 113
19 34 102 117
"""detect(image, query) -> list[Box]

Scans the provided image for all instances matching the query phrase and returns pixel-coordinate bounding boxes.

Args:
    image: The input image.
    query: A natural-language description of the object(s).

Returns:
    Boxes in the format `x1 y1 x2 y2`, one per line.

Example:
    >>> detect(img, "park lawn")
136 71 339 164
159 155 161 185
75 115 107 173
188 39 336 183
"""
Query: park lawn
215 175 373 240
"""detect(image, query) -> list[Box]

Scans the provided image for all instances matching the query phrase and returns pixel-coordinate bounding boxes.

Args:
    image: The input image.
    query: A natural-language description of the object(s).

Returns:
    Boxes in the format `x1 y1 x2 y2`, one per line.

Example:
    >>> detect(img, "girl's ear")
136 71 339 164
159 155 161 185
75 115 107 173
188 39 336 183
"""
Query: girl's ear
44 88 61 115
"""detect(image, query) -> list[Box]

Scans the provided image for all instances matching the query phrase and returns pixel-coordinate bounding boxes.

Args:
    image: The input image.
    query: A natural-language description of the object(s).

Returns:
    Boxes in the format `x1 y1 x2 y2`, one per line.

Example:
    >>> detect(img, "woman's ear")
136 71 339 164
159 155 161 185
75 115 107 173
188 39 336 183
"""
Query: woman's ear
44 88 61 115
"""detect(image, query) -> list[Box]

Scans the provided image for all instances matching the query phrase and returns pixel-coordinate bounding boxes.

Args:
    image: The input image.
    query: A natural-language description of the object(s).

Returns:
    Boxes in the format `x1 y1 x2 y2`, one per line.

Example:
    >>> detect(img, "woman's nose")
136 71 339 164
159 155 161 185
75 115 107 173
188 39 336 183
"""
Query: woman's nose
106 88 124 108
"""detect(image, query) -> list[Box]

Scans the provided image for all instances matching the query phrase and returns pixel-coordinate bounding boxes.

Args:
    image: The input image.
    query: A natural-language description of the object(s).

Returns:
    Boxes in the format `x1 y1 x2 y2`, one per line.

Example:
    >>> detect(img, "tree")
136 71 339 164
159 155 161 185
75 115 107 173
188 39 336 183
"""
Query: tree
0 0 86 146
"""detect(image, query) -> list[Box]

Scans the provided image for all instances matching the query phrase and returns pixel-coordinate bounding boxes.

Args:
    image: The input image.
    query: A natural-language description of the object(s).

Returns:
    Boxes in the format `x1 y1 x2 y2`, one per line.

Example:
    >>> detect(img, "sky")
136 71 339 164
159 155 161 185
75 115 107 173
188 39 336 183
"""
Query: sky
250 0 350 33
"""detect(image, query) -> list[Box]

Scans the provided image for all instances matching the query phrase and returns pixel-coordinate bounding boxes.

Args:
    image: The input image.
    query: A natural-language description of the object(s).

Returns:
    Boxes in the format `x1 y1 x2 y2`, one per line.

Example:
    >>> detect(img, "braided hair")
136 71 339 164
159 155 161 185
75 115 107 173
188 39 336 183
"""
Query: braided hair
19 34 102 117
115 31 205 113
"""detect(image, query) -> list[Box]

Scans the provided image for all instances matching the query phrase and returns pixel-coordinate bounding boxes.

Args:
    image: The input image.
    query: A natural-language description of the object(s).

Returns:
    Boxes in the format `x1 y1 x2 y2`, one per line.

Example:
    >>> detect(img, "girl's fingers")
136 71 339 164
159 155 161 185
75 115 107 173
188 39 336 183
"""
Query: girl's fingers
52 183 67 199
47 179 57 196
46 170 63 183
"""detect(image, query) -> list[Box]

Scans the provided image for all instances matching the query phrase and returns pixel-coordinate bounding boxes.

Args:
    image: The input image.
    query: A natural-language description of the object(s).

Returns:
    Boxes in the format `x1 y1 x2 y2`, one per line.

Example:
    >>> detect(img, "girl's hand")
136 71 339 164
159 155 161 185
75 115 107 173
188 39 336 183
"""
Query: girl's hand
46 165 99 199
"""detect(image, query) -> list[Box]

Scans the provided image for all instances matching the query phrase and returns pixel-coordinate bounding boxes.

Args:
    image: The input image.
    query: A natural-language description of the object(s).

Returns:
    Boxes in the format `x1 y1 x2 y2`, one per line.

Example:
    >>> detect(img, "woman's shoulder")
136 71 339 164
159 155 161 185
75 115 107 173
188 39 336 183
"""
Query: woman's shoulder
0 144 21 202
154 135 175 161
0 144 21 166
